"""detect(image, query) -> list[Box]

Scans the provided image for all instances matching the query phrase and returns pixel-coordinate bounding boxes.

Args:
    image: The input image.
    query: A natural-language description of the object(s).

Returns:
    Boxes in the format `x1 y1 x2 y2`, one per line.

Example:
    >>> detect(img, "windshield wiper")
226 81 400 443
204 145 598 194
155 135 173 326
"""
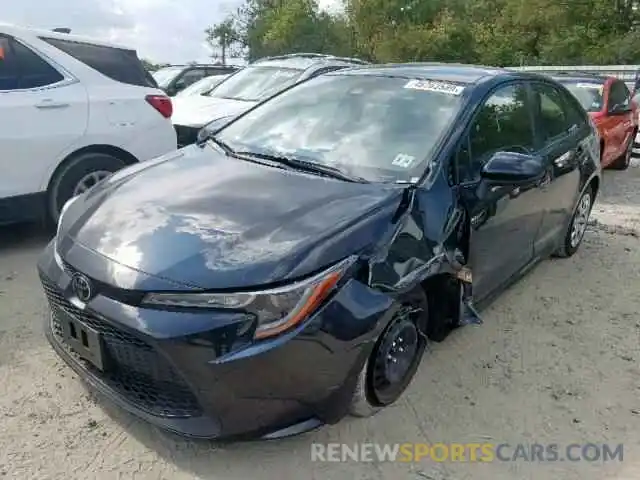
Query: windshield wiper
235 151 368 183
196 130 234 153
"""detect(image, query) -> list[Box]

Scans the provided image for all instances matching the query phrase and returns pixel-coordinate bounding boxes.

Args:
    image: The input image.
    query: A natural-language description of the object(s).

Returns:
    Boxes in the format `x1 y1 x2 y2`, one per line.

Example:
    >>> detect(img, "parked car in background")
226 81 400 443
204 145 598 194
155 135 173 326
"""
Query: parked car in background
172 53 369 147
552 73 637 170
152 64 238 96
0 24 177 226
632 88 640 153
175 74 230 98
40 64 600 440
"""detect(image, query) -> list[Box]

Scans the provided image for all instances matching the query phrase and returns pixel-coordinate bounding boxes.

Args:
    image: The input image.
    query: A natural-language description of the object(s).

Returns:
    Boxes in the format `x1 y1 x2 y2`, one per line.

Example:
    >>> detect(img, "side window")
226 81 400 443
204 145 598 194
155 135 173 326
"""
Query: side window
206 68 231 77
12 40 64 88
559 87 588 128
40 37 154 88
608 80 630 110
180 69 207 86
532 83 575 142
0 36 63 90
458 83 535 183
0 36 19 90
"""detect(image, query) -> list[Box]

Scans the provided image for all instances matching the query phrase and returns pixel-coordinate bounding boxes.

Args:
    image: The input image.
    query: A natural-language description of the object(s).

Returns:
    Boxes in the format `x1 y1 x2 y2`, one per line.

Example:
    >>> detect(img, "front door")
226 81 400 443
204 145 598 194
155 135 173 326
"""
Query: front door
456 82 546 301
609 80 636 157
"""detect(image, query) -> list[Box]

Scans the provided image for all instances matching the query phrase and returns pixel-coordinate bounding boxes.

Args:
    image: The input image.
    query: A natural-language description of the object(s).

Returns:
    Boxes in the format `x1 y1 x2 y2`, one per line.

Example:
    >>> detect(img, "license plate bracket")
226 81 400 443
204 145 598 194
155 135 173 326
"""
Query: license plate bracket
58 309 107 371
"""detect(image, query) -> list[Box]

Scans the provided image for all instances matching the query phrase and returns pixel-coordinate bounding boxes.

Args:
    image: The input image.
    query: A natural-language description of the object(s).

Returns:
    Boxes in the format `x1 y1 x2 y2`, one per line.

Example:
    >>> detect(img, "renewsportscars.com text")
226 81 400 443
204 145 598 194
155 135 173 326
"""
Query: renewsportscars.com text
311 442 624 463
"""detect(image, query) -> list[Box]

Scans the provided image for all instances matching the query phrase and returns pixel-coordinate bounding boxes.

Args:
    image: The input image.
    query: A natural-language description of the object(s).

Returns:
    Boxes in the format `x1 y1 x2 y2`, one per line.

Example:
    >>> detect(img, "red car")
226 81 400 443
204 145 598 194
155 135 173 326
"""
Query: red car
554 73 637 170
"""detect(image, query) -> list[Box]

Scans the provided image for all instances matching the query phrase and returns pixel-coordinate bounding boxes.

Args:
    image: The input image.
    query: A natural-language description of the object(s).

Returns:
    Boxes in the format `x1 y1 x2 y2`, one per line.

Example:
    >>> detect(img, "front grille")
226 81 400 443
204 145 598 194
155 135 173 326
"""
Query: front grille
174 125 200 148
61 260 143 305
41 275 201 418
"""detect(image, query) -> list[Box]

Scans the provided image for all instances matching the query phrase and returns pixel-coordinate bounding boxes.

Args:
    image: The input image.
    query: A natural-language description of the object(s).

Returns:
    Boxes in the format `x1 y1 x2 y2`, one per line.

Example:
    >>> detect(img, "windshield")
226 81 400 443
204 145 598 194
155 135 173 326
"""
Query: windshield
561 81 605 112
177 75 228 97
208 66 303 102
152 67 183 88
215 74 465 183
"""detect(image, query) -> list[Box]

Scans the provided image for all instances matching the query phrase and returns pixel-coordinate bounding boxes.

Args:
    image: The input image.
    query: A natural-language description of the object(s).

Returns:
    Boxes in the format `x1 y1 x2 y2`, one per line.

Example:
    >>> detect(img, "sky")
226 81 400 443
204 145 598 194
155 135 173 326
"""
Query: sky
3 0 342 64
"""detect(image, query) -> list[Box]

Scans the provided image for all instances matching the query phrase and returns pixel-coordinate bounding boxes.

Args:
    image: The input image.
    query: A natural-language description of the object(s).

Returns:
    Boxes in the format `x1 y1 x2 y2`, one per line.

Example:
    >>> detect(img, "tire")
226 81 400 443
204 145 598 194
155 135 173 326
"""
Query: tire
554 185 593 258
48 152 126 224
349 290 428 418
610 133 634 170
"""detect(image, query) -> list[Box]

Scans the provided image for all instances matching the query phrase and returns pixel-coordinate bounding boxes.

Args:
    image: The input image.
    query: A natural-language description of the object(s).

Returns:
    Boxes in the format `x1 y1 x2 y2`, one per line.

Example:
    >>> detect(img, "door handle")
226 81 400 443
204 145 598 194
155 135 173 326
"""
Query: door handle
35 99 70 109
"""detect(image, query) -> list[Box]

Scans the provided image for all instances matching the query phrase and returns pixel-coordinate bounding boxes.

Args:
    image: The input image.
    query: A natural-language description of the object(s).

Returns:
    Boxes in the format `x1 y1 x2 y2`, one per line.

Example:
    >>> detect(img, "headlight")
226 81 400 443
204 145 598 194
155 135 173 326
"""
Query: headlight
142 256 355 339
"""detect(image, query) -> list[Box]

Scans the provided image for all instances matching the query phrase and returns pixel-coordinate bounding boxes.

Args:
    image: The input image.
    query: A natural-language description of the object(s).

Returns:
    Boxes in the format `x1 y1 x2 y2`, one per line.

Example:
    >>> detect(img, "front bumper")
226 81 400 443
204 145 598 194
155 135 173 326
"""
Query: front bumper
37 240 393 439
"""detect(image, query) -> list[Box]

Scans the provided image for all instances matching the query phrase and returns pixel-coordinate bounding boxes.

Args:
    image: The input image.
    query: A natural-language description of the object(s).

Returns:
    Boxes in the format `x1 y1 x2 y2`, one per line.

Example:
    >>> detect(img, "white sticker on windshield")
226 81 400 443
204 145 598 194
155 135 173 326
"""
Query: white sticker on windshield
404 79 465 95
392 154 416 168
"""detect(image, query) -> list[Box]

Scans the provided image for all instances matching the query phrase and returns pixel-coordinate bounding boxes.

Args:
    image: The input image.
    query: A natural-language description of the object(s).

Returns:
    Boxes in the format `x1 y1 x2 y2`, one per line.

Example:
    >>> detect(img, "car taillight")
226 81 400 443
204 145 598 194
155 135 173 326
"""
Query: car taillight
145 94 172 119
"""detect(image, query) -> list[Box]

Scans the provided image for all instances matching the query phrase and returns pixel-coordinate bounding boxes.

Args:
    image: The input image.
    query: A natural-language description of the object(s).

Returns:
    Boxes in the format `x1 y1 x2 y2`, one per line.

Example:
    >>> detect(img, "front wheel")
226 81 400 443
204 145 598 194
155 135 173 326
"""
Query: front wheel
554 186 593 258
349 292 428 418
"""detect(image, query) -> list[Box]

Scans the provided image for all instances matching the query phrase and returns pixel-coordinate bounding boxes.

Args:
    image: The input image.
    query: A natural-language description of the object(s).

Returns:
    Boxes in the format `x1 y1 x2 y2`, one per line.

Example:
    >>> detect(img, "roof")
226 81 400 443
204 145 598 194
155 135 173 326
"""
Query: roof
0 23 133 51
253 53 369 70
550 72 610 84
160 64 239 69
335 62 511 84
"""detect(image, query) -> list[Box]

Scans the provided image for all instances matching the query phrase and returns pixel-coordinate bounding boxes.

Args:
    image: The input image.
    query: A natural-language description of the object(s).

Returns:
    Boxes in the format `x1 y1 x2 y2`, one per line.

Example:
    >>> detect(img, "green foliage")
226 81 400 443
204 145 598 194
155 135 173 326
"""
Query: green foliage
207 0 640 65
141 59 170 72
206 18 242 64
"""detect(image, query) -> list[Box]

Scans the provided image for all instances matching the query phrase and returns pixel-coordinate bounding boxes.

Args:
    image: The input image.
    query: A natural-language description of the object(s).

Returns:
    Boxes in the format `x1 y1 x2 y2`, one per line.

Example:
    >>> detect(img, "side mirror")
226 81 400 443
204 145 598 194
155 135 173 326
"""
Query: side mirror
481 151 545 185
196 116 236 144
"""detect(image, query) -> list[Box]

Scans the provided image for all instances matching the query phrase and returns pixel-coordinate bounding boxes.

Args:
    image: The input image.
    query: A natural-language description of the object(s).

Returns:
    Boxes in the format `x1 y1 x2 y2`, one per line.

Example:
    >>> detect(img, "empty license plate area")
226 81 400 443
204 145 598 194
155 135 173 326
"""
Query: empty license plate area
58 309 106 371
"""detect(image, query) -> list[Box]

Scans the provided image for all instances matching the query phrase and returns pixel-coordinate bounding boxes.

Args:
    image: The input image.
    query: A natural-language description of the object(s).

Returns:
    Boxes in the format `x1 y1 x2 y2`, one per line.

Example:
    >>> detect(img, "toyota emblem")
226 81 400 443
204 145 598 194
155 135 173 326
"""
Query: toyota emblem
71 273 93 302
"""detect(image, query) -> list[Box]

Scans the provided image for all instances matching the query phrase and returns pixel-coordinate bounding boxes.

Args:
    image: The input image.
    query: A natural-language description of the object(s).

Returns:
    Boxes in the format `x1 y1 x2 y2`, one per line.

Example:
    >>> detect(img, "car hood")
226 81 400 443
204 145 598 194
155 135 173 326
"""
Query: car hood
61 145 404 290
171 95 255 128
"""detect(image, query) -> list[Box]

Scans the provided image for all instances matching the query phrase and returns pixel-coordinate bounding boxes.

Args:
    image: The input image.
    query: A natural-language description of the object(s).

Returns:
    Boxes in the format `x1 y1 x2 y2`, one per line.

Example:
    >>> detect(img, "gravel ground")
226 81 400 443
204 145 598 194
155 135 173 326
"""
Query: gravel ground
1 163 639 480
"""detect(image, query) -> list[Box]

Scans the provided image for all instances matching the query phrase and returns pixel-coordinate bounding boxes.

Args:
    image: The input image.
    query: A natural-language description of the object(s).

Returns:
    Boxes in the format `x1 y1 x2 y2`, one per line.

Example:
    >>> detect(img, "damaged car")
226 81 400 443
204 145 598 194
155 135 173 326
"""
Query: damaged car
38 64 601 440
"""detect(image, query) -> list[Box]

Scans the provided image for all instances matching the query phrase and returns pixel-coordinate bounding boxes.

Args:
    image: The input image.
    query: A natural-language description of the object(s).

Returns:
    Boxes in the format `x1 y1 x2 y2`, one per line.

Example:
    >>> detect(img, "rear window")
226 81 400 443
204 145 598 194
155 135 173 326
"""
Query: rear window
40 37 155 88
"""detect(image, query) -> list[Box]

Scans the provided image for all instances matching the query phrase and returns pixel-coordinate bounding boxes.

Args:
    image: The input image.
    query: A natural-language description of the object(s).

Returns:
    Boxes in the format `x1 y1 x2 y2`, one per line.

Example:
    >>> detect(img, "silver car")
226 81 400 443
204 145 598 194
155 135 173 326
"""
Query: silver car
171 53 368 147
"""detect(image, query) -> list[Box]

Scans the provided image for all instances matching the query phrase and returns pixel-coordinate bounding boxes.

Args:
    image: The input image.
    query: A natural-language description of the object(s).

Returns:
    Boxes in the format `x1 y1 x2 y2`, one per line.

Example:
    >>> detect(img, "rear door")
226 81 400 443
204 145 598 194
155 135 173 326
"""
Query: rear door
529 81 584 254
0 34 87 199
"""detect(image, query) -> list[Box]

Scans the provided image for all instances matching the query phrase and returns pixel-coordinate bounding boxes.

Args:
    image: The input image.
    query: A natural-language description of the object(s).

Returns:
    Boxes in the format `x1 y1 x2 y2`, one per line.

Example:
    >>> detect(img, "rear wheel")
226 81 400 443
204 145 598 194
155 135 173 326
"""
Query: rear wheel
349 291 428 418
48 152 126 224
555 186 593 258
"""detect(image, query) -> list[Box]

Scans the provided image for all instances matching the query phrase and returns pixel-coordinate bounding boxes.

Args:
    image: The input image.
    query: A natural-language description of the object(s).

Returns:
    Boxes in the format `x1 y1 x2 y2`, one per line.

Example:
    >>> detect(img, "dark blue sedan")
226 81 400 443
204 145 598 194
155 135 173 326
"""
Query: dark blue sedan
38 63 601 439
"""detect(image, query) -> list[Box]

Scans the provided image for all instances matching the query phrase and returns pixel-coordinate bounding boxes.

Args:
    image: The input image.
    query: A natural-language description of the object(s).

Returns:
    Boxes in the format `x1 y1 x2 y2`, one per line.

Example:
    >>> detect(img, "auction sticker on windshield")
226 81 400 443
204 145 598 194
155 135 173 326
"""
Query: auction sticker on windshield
392 154 416 168
404 79 465 95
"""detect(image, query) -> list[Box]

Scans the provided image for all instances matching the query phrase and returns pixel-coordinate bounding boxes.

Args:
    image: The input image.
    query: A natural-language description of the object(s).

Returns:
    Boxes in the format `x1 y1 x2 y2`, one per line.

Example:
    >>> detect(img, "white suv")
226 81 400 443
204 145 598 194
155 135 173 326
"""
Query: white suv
0 24 177 225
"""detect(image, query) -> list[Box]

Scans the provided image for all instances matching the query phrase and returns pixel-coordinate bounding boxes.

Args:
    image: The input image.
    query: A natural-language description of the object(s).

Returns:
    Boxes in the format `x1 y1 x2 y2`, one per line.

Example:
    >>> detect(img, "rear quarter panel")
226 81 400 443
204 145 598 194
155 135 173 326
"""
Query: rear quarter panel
27 37 177 190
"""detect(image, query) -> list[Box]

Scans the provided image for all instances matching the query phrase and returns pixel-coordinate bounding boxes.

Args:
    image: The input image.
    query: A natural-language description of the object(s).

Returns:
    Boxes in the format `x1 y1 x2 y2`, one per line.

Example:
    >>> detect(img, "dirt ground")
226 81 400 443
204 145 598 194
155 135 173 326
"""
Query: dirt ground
1 163 639 480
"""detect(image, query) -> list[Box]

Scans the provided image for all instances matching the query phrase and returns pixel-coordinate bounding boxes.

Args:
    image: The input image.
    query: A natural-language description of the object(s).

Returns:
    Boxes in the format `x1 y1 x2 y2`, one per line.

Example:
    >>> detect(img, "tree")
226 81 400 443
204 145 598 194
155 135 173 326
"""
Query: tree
207 0 640 66
206 19 242 64
141 59 166 72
